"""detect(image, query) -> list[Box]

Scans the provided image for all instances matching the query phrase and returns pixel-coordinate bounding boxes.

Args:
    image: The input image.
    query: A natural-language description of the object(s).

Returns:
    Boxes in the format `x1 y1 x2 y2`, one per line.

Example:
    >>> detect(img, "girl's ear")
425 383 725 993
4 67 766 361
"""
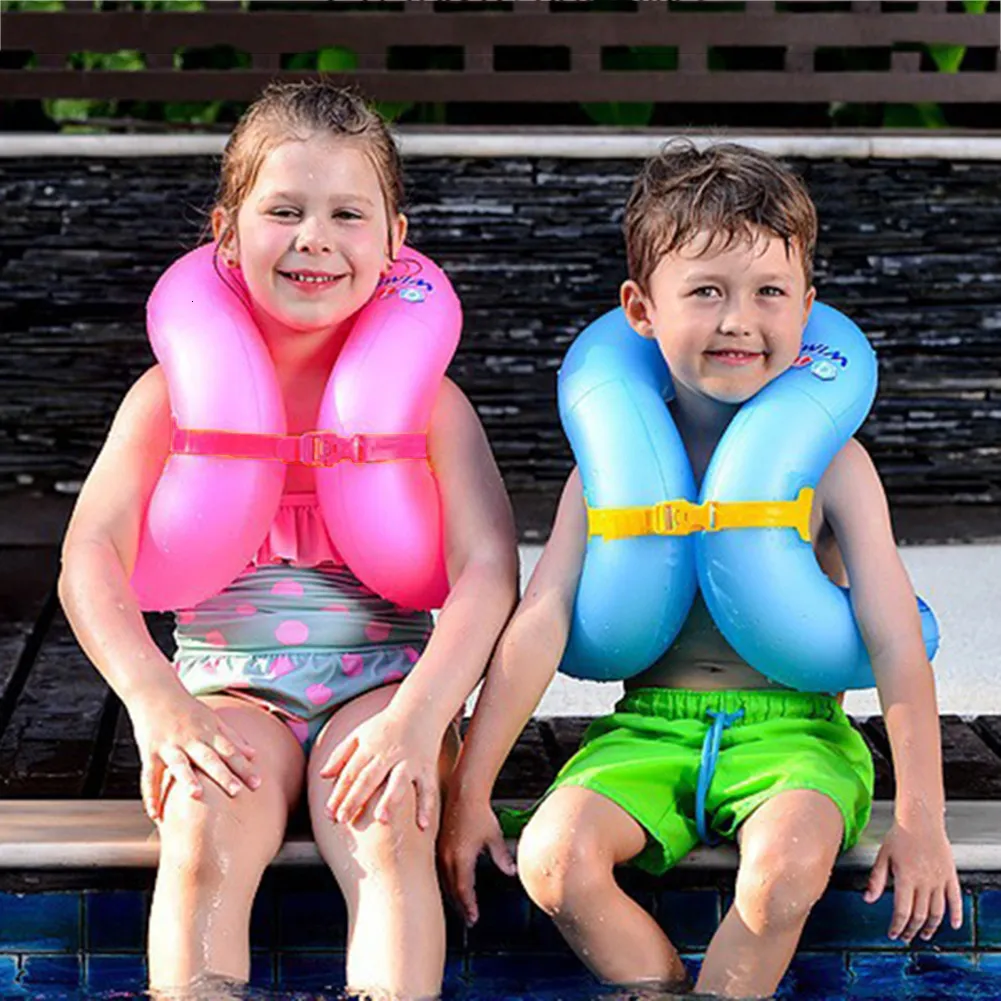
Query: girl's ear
388 212 408 267
212 207 238 266
621 279 656 339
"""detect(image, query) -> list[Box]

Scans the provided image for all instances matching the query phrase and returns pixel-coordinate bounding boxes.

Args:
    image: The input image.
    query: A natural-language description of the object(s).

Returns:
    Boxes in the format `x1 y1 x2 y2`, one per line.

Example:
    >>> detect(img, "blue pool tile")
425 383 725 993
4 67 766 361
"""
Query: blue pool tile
250 951 275 988
801 889 974 949
0 893 80 952
777 952 850 999
466 885 533 953
847 953 911 997
975 889 1001 946
658 889 720 949
250 883 275 947
468 952 590 992
0 955 18 993
278 951 346 991
20 954 81 988
85 954 147 993
277 889 348 950
681 953 703 984
84 891 147 952
904 952 980 994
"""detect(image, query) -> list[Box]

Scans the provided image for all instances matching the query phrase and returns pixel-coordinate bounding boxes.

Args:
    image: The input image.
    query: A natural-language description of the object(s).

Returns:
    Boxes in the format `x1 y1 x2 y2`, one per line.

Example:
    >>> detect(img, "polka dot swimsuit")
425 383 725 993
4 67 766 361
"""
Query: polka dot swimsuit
173 495 432 753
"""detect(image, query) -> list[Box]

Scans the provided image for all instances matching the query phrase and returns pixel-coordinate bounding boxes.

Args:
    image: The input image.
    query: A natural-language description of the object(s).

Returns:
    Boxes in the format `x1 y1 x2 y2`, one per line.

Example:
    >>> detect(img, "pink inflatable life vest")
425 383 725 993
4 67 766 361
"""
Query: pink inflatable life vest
130 244 462 612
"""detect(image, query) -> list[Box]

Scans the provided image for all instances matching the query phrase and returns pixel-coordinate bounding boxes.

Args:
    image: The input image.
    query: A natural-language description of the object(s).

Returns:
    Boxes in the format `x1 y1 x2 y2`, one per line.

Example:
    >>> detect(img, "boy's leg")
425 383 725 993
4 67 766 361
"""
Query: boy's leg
149 697 305 988
307 683 459 1001
696 788 844 999
518 785 690 989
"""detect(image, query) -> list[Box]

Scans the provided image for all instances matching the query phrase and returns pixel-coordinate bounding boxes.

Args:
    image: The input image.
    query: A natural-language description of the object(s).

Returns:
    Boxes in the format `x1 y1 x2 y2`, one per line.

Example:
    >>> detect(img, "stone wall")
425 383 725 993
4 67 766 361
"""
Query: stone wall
1 154 999 541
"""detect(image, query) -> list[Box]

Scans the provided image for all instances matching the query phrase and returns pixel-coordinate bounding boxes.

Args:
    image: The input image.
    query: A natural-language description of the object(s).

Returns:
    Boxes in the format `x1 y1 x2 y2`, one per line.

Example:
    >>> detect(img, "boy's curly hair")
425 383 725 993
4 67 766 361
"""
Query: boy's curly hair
624 140 818 291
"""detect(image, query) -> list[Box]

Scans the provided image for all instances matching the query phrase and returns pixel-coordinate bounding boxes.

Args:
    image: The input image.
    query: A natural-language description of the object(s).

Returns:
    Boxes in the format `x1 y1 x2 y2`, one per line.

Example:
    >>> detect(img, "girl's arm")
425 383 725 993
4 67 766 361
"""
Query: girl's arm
819 438 962 943
439 468 588 924
59 367 258 819
322 377 520 826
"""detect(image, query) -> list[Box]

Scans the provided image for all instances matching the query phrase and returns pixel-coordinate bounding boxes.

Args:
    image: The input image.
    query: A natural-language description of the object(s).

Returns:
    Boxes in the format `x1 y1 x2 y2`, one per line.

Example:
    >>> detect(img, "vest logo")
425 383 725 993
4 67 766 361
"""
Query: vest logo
810 360 839 381
794 342 850 371
376 257 433 304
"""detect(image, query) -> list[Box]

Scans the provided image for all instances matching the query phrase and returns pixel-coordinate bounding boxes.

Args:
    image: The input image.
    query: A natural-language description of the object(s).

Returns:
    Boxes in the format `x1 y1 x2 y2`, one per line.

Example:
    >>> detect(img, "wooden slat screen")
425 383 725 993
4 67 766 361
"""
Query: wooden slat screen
1 1 998 106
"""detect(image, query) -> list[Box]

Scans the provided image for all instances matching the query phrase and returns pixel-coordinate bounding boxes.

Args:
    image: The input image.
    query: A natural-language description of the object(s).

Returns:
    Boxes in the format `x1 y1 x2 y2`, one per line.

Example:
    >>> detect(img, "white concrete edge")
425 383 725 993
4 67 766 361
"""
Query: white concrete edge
2 801 1000 871
3 131 1001 160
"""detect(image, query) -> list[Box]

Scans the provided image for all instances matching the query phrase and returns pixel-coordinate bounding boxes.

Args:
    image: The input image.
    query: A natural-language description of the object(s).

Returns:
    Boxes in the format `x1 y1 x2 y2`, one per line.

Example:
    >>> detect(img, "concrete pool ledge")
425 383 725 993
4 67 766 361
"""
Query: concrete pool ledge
4 130 1001 160
0 800 998 873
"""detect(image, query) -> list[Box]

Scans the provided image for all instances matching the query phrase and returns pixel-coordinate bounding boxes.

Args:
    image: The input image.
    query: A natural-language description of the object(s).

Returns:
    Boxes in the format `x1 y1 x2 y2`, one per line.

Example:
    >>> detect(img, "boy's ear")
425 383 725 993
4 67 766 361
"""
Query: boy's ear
621 279 656 339
802 285 817 328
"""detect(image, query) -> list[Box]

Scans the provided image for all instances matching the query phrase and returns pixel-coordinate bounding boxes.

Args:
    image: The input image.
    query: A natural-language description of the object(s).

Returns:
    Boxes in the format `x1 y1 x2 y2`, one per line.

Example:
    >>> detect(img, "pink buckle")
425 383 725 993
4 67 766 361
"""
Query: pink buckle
172 423 428 467
298 432 349 467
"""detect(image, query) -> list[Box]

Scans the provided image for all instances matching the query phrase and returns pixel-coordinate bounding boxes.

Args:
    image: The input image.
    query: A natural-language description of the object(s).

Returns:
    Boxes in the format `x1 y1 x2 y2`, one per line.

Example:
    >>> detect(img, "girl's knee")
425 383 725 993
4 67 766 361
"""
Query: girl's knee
348 803 437 875
517 817 612 917
158 790 282 890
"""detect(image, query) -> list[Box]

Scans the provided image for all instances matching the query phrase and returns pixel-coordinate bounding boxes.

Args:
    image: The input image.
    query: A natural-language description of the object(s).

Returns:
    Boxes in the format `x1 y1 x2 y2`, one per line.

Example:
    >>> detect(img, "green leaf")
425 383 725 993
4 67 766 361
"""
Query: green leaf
1 0 65 9
883 102 948 129
141 0 205 9
927 43 966 74
43 98 98 122
99 49 146 71
317 47 358 73
163 100 223 124
581 102 655 127
376 101 415 123
962 0 988 13
284 52 318 71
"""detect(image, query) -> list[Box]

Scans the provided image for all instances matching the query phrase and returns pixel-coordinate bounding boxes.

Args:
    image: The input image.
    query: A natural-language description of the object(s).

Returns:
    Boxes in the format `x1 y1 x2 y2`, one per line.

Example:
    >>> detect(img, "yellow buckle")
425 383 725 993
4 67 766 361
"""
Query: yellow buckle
587 488 814 543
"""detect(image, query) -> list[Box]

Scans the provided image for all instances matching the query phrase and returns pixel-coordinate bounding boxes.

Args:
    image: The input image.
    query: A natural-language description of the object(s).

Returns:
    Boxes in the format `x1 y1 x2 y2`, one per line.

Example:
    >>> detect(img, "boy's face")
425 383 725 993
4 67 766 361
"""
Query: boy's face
621 228 815 406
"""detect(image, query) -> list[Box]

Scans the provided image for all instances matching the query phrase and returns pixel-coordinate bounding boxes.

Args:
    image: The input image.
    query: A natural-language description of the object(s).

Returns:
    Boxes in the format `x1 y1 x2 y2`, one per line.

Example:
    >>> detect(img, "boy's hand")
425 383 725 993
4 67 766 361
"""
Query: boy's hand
320 706 440 828
864 815 963 943
439 785 516 926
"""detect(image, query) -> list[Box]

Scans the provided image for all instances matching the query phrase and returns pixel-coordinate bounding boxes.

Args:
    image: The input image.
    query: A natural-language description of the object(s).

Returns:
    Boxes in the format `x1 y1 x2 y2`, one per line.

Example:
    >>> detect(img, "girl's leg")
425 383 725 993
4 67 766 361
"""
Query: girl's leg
517 786 689 989
307 684 458 1000
696 788 844 999
148 696 305 989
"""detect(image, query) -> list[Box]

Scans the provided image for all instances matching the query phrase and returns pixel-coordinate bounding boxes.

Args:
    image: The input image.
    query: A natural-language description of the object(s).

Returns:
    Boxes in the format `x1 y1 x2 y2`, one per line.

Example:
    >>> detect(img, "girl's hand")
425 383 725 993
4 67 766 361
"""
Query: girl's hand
320 707 440 828
130 689 259 821
439 783 516 927
864 814 963 943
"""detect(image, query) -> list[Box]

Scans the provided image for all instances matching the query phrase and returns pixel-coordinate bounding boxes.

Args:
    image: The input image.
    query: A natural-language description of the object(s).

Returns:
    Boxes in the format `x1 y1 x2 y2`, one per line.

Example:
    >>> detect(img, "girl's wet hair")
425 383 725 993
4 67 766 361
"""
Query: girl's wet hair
624 139 818 291
213 80 404 256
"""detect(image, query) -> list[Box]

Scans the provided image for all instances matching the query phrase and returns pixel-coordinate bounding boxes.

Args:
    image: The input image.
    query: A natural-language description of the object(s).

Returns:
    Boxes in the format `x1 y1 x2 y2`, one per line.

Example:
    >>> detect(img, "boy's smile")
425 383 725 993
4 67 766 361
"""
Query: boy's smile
622 228 815 407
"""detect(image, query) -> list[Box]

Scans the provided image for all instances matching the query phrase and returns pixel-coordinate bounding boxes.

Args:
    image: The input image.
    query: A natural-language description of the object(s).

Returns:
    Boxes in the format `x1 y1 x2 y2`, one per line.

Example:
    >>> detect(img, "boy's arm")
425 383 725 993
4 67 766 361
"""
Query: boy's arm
439 468 588 924
819 438 962 942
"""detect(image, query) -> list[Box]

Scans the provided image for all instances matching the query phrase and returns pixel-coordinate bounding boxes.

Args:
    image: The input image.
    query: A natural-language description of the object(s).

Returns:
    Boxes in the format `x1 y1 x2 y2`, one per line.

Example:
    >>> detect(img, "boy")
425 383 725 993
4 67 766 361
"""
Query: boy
438 142 961 998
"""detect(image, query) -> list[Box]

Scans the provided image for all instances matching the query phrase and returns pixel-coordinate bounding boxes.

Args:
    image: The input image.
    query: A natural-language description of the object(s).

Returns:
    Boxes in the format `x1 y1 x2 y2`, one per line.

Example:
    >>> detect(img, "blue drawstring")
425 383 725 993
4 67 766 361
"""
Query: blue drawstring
695 707 745 845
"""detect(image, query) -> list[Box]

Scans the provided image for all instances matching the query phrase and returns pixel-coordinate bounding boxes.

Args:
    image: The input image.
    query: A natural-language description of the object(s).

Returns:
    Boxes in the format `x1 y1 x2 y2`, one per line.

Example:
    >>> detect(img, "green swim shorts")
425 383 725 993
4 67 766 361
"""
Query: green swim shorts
500 687 874 876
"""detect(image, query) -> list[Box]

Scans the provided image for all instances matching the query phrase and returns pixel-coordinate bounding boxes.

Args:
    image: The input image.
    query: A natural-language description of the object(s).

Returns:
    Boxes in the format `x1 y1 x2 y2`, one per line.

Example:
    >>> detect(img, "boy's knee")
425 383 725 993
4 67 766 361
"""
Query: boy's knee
736 840 835 933
517 819 610 917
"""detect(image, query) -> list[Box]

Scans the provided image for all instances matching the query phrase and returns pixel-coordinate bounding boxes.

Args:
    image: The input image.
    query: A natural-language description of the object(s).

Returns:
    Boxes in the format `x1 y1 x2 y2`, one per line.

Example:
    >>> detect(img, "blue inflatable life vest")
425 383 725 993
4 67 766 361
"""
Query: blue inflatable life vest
557 303 939 691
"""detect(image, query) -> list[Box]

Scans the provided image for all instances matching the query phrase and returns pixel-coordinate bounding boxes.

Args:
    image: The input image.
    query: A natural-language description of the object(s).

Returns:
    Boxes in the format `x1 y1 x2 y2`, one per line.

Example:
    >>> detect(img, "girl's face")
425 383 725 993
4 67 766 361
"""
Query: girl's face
217 132 405 336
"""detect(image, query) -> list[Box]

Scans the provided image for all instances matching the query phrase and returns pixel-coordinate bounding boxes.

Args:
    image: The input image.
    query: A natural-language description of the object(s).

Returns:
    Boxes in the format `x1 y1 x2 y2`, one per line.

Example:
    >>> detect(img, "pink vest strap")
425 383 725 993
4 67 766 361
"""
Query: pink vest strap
171 423 428 467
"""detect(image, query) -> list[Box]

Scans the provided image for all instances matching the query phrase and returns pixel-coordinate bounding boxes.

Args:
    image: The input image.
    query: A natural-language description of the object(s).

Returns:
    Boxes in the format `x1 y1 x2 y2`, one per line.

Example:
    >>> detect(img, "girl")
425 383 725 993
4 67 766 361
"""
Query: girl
59 81 518 999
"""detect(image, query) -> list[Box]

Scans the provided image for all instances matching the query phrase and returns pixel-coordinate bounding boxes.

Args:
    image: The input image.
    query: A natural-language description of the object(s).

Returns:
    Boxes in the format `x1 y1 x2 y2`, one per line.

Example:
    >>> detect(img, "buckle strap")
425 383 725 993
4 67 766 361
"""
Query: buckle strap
171 424 428 467
587 487 814 543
